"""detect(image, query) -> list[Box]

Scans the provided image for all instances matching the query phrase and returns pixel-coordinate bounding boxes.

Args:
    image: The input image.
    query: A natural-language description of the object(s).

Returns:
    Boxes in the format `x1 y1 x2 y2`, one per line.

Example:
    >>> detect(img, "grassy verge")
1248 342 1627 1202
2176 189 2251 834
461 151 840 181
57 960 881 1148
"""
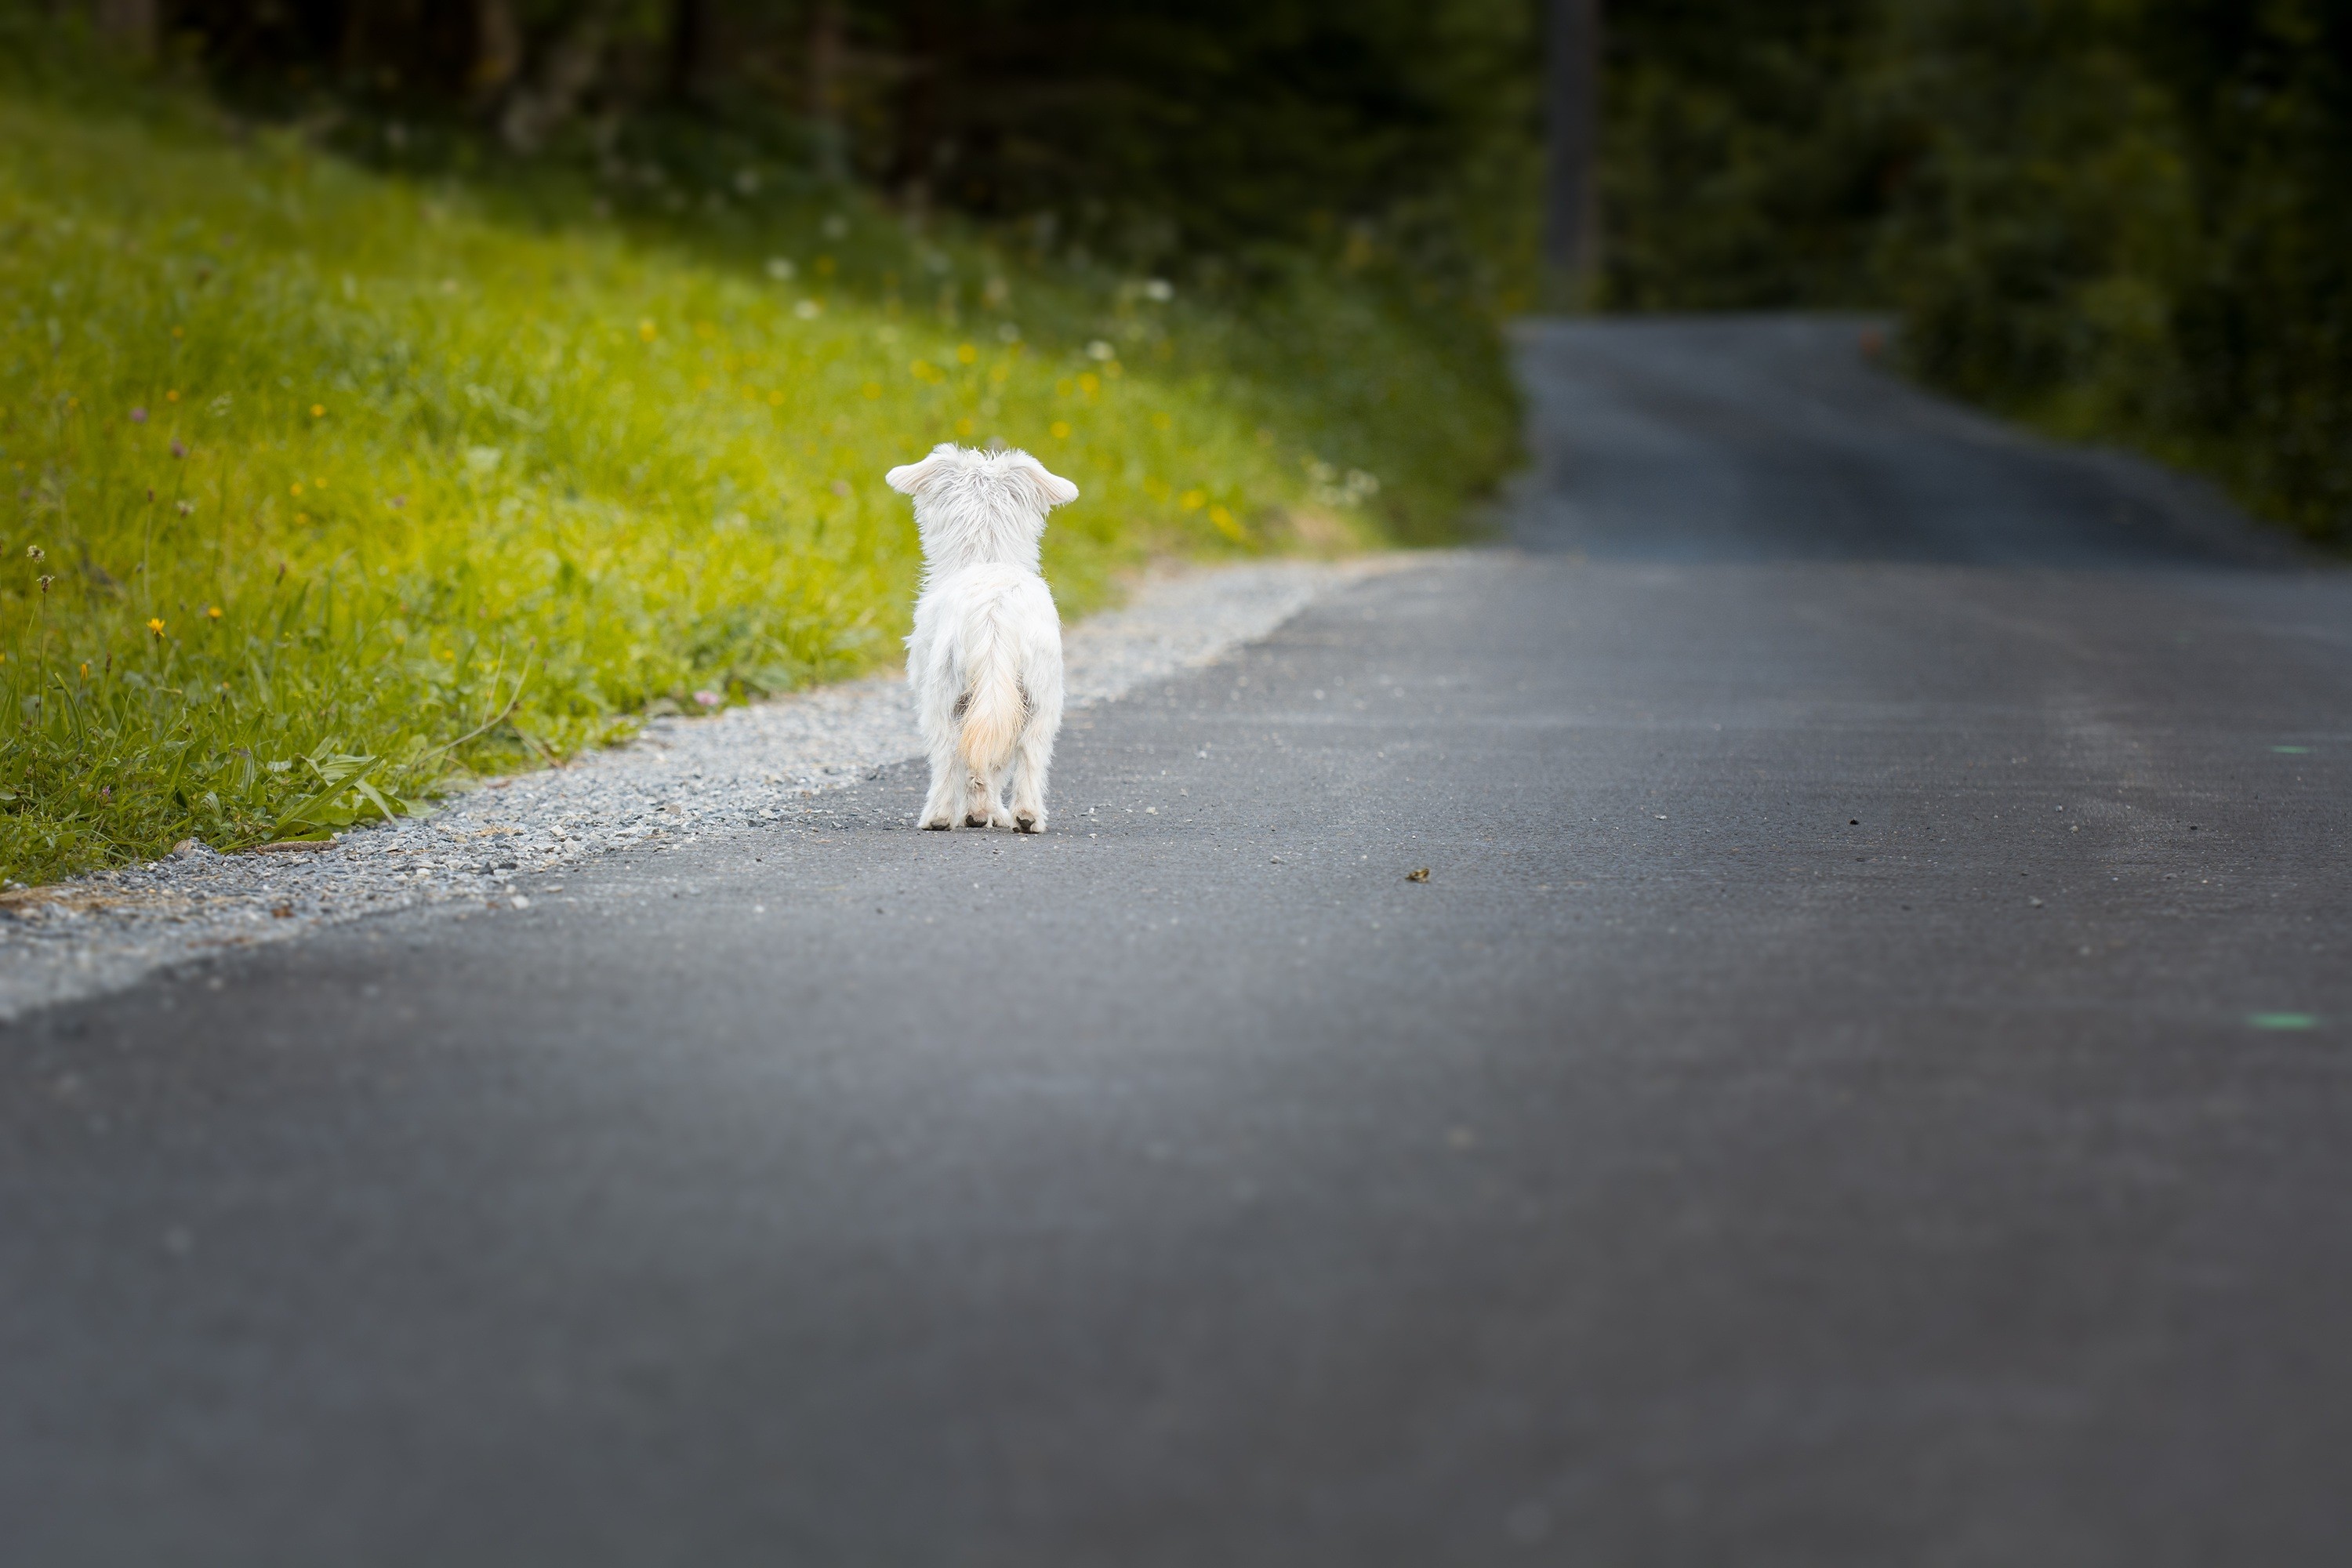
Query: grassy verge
0 54 1515 885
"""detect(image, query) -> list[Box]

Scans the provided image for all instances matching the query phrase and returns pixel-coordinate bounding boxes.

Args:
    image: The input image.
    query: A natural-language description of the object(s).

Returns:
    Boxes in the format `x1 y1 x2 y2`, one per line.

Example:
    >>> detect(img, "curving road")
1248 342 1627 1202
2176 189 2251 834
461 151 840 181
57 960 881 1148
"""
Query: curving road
5 318 2349 1565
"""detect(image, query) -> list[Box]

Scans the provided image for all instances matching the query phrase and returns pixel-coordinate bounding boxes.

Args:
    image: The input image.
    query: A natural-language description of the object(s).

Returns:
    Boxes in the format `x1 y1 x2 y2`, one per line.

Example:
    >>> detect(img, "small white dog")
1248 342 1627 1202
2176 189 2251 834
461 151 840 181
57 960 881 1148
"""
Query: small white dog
887 443 1080 832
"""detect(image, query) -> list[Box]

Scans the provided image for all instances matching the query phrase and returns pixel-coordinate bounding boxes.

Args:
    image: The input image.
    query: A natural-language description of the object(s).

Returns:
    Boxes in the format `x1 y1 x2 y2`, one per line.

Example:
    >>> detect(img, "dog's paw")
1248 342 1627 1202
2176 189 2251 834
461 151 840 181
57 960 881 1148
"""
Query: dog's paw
964 810 993 829
1014 808 1045 834
920 813 956 830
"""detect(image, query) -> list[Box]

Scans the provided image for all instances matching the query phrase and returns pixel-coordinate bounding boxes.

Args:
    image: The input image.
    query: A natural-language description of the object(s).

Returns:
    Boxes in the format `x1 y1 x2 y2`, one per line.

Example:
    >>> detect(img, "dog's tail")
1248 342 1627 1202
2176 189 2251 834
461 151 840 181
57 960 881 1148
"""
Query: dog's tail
957 638 1026 784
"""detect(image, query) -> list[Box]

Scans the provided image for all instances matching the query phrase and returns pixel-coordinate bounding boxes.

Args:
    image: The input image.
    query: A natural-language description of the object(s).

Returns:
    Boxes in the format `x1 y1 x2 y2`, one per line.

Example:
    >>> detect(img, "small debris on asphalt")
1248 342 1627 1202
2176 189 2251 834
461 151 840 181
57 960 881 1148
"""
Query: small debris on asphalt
1406 867 1431 883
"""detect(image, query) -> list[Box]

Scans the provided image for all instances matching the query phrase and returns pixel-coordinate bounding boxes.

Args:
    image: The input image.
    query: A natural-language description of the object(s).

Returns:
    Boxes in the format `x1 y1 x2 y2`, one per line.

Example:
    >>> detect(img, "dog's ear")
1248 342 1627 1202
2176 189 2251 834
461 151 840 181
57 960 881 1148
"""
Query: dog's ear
1001 451 1080 512
885 443 964 496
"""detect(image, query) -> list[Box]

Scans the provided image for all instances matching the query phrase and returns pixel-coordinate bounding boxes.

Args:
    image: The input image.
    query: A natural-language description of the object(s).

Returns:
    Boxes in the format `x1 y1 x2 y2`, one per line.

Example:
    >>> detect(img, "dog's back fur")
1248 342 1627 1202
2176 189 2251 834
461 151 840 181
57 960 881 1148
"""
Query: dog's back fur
887 445 1079 832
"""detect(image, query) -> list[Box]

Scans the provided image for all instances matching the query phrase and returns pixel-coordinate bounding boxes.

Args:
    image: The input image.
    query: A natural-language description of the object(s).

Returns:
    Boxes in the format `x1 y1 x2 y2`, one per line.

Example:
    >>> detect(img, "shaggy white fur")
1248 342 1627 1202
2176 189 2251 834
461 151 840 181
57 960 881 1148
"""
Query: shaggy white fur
886 444 1080 832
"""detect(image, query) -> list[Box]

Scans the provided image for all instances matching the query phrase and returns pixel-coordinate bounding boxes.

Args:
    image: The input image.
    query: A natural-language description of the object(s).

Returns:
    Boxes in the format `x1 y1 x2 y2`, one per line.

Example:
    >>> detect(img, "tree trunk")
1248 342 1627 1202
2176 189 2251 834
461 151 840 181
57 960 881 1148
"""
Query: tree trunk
474 0 523 104
90 0 156 61
499 5 608 152
666 0 710 105
808 0 847 181
339 0 491 100
891 0 947 210
1544 0 1602 303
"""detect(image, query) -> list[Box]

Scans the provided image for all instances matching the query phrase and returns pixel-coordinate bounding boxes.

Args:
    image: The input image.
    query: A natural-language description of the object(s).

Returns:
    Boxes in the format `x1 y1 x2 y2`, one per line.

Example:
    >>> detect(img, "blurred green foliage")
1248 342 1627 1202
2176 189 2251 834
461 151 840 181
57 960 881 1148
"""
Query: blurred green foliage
1605 0 2352 549
1601 0 1889 310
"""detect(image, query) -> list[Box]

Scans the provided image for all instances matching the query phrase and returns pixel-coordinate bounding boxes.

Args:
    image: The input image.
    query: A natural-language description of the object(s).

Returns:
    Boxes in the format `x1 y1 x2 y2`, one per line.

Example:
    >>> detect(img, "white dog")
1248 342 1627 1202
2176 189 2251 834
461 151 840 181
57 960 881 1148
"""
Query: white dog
886 444 1080 832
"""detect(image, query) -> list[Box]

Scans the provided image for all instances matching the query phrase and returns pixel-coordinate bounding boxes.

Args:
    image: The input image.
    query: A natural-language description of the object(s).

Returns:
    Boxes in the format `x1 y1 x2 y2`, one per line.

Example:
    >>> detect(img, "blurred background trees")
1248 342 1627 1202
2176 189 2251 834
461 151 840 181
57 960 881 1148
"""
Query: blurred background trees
60 0 2352 546
1606 0 2352 546
74 0 1542 309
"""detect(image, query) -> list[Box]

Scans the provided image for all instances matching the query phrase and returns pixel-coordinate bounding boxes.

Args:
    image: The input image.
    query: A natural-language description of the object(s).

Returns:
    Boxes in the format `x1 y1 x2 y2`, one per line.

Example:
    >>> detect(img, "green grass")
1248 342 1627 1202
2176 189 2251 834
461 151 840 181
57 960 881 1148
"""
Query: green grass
0 62 1515 885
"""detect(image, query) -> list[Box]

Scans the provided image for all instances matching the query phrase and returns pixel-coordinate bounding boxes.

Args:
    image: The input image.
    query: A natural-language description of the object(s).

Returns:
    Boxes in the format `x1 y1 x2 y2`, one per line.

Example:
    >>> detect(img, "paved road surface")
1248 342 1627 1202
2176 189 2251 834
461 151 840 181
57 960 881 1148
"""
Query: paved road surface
7 318 2348 1565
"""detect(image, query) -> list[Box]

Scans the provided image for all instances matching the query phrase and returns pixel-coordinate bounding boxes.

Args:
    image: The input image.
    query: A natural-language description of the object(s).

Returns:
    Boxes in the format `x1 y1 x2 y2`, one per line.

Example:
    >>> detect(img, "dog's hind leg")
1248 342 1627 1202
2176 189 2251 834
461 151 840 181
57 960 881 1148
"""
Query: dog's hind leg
1010 641 1062 834
964 767 1014 830
913 710 960 827
919 729 964 829
909 626 964 829
1009 713 1054 833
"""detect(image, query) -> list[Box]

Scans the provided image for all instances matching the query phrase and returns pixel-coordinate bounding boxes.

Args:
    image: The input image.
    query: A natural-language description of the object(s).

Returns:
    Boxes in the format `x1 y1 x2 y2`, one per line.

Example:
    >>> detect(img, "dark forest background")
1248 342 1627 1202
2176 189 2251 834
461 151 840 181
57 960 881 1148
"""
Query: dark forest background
44 0 2352 546
1608 0 2352 549
93 0 1544 313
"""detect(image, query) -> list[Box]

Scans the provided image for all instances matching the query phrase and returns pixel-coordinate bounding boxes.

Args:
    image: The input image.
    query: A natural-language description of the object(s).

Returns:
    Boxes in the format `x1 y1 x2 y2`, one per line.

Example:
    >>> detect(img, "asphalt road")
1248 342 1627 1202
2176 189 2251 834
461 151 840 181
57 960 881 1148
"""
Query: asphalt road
7 317 2349 1566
